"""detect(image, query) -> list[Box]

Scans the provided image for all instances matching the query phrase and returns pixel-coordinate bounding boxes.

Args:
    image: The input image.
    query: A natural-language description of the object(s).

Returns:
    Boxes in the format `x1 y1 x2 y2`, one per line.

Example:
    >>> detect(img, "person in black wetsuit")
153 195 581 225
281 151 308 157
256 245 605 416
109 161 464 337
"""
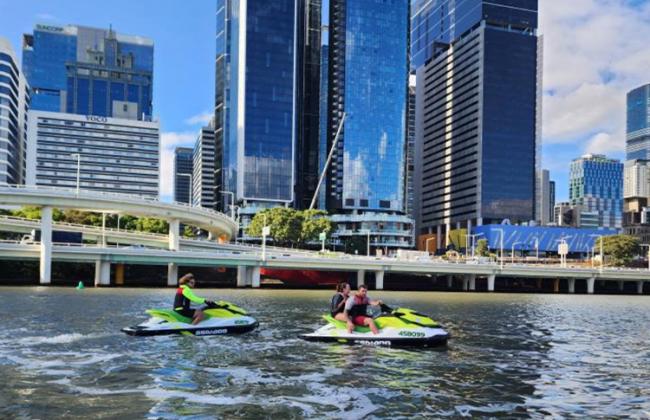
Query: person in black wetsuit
173 273 214 325
330 282 351 322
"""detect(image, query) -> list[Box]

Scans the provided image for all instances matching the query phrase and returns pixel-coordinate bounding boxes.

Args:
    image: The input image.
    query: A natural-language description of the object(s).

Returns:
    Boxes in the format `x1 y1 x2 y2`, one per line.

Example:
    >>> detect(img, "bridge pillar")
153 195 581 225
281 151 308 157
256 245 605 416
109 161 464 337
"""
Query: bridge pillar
618 281 624 292
468 274 476 291
446 275 453 289
586 277 595 294
250 266 261 288
168 219 180 251
237 266 248 287
487 274 496 292
94 260 110 286
356 270 365 287
115 263 125 286
39 206 53 284
637 281 645 295
375 270 384 290
167 263 178 286
553 279 560 293
568 278 575 294
462 276 469 291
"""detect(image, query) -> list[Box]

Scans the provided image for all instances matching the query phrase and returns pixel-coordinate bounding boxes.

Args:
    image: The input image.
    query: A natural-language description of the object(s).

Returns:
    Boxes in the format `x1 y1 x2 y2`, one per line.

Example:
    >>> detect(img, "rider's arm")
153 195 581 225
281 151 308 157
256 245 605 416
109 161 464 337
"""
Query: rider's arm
182 286 206 304
343 297 355 314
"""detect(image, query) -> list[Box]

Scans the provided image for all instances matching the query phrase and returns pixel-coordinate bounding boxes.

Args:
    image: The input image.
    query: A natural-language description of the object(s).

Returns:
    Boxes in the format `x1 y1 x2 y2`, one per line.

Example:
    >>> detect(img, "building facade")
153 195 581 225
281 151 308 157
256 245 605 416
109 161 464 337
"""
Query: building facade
323 0 413 252
413 0 541 250
569 154 623 229
22 24 153 120
26 111 159 198
626 84 650 161
192 124 216 208
216 0 297 211
0 38 29 185
538 169 554 225
405 73 416 220
174 147 193 204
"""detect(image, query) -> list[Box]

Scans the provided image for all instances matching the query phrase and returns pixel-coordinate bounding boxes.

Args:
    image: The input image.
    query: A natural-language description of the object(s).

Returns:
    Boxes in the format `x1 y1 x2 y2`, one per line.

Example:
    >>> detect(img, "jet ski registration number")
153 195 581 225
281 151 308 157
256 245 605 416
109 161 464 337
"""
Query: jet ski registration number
195 328 228 336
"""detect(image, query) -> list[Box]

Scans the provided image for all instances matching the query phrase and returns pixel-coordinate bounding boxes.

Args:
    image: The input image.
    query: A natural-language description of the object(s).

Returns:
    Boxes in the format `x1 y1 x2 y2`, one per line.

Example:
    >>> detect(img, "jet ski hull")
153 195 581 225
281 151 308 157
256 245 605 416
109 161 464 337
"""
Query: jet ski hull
122 320 258 337
300 325 449 348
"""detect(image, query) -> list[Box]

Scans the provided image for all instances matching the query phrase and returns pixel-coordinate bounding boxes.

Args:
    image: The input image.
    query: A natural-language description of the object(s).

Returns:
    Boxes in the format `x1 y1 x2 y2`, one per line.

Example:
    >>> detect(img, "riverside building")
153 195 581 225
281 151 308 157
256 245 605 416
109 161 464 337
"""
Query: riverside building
626 84 650 161
569 154 623 229
412 0 541 250
174 147 193 204
191 124 216 209
0 38 29 185
26 111 159 198
22 24 153 120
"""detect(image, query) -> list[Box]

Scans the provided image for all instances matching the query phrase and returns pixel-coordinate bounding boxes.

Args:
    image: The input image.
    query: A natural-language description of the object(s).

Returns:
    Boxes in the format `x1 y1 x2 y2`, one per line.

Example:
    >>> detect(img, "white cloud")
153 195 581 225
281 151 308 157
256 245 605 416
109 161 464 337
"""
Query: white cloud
159 131 197 201
184 110 213 126
540 0 650 151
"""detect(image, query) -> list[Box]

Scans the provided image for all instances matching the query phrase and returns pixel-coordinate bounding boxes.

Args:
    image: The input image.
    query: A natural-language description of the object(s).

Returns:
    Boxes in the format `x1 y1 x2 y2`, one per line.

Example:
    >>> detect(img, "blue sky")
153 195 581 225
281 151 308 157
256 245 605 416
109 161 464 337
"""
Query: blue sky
1 0 649 204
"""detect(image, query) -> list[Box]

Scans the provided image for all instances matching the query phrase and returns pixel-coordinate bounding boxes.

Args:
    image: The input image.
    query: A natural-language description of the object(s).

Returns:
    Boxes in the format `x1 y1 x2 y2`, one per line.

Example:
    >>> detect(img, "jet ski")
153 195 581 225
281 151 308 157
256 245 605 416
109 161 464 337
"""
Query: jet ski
122 301 258 337
300 305 449 348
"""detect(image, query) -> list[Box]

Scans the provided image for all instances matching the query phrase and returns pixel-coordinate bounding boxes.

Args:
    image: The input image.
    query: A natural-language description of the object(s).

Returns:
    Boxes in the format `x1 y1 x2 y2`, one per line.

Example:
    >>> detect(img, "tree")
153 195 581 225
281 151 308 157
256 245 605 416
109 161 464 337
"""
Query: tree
596 234 640 267
246 208 302 246
300 209 333 245
182 225 196 238
476 239 489 257
134 217 169 234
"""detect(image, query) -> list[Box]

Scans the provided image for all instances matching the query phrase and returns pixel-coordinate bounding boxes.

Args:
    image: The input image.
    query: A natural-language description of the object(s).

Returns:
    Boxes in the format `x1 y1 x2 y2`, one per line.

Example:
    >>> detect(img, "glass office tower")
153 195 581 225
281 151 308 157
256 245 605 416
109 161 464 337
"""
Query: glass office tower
22 24 153 120
0 38 30 185
174 147 193 204
626 84 650 161
216 0 297 212
324 0 413 251
570 154 623 229
413 0 540 249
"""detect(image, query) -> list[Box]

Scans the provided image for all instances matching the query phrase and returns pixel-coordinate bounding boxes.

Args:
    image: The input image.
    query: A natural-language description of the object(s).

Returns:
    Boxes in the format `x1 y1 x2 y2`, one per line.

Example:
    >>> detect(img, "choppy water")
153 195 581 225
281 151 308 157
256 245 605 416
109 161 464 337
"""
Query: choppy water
0 287 649 419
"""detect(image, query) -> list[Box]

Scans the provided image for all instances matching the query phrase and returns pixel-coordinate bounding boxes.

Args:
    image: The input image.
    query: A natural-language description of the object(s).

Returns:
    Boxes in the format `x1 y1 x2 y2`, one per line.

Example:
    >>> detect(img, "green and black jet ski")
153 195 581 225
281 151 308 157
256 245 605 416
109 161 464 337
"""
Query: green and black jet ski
300 305 449 348
122 301 258 337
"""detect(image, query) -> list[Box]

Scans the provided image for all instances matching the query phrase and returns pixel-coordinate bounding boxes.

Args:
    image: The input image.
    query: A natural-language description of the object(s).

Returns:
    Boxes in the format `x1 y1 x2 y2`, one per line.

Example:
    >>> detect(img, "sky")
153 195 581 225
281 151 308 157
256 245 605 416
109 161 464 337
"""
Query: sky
1 0 649 203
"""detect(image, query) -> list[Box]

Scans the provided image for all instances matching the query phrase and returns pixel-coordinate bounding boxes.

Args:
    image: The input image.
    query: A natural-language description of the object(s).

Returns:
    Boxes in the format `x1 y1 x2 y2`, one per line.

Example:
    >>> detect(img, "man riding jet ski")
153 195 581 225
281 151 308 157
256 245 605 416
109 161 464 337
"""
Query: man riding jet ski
301 284 448 347
122 273 257 337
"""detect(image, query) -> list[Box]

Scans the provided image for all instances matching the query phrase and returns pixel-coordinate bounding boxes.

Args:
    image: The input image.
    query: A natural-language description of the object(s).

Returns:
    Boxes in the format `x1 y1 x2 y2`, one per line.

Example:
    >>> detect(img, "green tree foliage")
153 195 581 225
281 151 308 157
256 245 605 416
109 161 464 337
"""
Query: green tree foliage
300 209 333 244
476 239 489 257
183 225 196 238
246 208 333 248
134 217 169 234
596 234 640 267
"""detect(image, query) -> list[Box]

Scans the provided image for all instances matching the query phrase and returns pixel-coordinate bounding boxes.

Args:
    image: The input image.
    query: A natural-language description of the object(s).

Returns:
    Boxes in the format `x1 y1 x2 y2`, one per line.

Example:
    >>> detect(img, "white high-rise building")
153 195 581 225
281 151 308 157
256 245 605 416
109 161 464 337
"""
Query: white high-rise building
191 123 216 208
624 159 650 199
0 37 30 185
26 111 159 198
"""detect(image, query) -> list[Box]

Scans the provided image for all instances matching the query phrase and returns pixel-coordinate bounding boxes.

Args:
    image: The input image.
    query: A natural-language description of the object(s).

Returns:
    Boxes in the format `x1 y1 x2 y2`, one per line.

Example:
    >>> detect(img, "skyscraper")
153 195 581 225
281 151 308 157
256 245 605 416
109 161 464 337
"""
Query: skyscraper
192 124 216 208
405 73 416 220
539 169 552 225
215 1 297 213
174 147 193 204
22 24 153 120
569 154 623 229
626 84 650 161
324 0 413 251
0 37 29 185
413 0 541 248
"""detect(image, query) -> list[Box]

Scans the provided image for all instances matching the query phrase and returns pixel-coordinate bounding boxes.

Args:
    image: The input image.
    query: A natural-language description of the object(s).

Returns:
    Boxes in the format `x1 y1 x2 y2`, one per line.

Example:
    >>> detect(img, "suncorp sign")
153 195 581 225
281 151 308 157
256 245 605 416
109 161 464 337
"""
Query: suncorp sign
86 115 108 123
36 24 64 33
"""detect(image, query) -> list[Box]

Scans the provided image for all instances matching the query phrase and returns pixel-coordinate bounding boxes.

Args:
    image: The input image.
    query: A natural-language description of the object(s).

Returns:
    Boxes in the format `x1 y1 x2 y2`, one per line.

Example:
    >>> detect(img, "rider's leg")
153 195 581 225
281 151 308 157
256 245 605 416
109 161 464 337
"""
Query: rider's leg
192 309 204 325
364 317 379 334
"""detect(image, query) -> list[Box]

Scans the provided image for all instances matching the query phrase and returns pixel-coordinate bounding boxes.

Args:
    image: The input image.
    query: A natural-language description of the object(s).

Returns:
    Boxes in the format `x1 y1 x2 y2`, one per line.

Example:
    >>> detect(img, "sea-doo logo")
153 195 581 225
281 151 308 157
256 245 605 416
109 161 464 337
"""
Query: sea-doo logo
195 328 227 336
357 340 391 346
399 331 425 338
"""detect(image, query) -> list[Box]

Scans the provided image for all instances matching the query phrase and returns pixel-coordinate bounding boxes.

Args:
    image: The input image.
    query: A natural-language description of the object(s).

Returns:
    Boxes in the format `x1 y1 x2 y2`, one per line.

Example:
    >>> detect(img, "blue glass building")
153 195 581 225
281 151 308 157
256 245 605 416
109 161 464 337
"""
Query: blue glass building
626 84 650 161
22 24 153 120
413 0 541 250
174 147 193 204
323 0 413 251
216 0 297 208
570 154 623 229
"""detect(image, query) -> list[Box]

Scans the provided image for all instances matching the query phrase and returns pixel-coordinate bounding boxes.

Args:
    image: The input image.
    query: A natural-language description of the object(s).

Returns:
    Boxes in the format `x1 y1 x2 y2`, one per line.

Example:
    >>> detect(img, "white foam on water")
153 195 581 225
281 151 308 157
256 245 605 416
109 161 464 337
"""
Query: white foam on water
49 377 146 396
145 388 250 405
16 333 110 346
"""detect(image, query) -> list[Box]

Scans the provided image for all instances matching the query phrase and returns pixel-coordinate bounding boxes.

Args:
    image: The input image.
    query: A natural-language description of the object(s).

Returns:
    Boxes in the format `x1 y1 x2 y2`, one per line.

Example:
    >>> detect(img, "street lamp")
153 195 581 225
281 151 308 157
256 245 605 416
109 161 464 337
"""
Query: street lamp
467 233 484 259
220 190 236 220
511 241 521 264
640 244 650 271
364 229 371 257
493 228 505 269
177 173 193 205
70 153 81 194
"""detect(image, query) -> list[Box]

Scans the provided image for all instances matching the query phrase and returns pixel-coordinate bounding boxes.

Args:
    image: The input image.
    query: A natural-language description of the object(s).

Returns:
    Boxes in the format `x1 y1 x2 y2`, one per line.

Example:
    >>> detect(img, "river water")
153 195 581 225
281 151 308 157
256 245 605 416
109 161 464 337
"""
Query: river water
0 287 648 418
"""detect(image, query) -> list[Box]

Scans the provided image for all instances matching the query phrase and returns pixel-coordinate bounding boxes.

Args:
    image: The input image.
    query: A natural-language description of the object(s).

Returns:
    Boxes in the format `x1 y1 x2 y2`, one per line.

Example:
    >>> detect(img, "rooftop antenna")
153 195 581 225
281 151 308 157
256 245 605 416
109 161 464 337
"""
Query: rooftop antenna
309 113 346 210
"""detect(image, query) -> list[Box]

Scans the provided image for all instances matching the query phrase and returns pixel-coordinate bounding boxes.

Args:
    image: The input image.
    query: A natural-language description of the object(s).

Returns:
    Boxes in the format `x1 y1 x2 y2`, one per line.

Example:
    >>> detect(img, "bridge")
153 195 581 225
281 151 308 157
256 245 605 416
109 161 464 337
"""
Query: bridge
0 185 238 284
0 241 646 294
